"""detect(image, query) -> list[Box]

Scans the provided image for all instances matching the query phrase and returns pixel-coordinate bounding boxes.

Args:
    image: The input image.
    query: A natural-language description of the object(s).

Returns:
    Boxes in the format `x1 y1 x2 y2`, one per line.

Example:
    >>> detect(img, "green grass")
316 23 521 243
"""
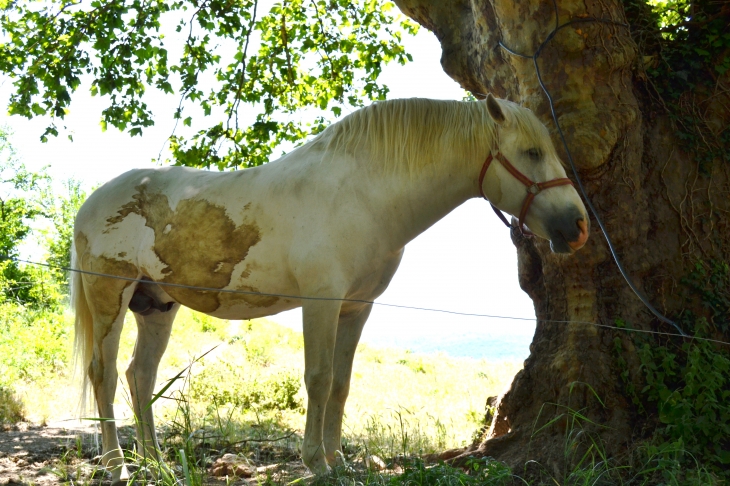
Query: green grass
3 302 724 484
0 302 73 423
150 313 521 459
1 301 523 482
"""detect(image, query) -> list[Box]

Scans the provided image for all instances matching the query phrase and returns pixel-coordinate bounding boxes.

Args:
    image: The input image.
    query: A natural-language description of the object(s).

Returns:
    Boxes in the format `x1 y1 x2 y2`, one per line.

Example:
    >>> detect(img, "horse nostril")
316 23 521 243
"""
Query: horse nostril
568 218 589 251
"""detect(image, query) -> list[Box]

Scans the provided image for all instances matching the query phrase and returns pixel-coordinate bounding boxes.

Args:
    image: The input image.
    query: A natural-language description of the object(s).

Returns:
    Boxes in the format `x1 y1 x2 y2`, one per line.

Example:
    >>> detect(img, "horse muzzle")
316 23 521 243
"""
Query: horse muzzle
547 208 590 254
568 219 589 251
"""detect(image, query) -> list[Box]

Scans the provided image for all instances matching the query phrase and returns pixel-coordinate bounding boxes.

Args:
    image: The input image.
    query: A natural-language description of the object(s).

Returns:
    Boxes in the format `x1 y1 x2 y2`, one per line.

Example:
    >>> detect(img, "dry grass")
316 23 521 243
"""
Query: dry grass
4 305 523 483
14 307 522 447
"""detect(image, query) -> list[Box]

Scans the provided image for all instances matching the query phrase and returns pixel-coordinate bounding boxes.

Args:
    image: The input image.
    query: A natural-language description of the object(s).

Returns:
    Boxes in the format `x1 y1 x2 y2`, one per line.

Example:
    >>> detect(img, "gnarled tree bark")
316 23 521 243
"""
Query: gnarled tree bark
395 0 730 477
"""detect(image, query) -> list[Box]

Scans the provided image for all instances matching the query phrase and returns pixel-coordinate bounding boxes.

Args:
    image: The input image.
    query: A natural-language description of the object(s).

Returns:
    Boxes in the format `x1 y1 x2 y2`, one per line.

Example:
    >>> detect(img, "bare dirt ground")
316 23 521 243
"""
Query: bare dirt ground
0 421 309 485
0 421 98 486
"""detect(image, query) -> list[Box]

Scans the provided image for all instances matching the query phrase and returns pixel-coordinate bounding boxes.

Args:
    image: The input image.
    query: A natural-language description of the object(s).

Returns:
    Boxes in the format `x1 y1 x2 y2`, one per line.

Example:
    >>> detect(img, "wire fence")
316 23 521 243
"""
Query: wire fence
2 255 728 347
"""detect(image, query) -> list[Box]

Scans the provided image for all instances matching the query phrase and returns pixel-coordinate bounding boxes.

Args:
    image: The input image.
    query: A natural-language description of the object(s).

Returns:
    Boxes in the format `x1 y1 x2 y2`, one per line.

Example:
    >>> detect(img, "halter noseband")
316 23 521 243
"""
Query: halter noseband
478 152 574 236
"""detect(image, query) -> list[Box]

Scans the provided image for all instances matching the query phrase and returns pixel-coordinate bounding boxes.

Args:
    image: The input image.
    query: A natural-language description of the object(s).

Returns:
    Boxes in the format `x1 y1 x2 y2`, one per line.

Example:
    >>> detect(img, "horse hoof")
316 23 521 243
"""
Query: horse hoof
112 479 141 486
305 460 331 477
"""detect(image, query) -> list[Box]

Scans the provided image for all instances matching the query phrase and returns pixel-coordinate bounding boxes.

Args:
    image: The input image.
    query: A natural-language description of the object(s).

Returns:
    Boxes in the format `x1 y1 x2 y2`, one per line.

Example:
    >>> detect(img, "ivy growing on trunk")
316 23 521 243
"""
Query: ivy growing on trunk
625 0 730 171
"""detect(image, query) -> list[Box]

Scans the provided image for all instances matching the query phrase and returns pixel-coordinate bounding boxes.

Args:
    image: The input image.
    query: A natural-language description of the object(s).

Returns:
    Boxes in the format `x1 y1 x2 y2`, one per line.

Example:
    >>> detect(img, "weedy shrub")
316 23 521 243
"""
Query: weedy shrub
0 385 24 424
634 324 730 480
397 357 434 374
184 322 304 415
193 311 226 337
0 302 71 384
190 361 303 413
616 260 730 482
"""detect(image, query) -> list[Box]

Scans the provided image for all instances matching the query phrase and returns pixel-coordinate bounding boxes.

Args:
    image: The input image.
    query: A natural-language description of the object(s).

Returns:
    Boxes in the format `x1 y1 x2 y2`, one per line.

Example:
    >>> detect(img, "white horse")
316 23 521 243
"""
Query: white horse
71 95 588 482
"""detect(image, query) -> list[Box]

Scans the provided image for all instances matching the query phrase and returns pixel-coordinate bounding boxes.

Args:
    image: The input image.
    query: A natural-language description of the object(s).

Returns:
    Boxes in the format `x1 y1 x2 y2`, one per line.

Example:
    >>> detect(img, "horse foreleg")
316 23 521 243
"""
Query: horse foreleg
301 297 343 475
323 303 372 465
126 303 178 478
90 316 129 486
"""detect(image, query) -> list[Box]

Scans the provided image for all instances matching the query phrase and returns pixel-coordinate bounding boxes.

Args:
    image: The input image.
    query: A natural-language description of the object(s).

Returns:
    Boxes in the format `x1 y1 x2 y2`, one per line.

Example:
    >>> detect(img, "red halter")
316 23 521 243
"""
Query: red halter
478 152 574 235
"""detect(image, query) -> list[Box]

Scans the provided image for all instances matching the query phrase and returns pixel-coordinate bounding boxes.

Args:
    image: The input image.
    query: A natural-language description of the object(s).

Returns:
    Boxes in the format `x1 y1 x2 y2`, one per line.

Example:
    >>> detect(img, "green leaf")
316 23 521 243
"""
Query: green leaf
0 0 415 168
30 103 45 116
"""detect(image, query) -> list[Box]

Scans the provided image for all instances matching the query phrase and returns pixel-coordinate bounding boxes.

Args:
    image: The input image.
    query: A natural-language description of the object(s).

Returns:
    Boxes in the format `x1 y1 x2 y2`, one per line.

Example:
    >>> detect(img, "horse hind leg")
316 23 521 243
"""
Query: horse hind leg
125 282 178 478
82 271 138 485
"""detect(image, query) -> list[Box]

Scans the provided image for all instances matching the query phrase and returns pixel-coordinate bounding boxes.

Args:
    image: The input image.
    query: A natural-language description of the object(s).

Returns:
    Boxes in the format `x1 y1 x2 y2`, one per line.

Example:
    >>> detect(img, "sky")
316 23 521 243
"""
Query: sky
0 18 536 359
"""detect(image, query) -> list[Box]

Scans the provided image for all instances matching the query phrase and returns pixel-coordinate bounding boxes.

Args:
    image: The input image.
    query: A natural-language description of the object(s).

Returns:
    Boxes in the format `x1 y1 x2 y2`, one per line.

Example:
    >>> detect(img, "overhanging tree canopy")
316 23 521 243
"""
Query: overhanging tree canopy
0 0 417 168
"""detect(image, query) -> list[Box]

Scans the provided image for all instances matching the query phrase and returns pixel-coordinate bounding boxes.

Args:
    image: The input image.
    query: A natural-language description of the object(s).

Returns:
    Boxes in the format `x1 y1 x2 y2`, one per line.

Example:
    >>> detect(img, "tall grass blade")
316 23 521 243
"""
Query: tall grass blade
143 345 218 414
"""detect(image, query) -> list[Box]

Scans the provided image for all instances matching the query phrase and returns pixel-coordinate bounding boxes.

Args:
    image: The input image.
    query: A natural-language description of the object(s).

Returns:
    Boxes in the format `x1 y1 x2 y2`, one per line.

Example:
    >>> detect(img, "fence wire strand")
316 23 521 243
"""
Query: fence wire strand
2 255 728 347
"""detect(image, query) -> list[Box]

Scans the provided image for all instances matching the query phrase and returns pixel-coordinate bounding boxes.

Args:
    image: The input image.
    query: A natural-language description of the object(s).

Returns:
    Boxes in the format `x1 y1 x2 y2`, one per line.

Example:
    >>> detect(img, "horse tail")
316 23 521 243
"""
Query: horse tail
70 241 93 414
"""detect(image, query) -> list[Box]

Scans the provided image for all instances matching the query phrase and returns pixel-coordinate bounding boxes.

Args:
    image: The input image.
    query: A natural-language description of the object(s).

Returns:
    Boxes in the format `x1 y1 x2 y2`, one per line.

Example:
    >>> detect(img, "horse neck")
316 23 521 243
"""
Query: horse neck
363 128 495 248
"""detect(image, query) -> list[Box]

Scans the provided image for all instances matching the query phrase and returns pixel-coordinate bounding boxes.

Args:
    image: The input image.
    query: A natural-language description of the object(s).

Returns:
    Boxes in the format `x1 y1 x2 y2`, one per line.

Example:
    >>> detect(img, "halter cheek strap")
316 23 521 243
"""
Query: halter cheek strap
478 152 574 236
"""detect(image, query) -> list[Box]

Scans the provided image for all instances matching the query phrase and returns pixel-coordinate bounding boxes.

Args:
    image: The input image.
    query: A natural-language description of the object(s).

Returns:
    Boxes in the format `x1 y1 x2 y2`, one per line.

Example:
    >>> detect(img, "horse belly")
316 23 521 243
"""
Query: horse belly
206 247 300 319
205 297 298 320
157 271 300 320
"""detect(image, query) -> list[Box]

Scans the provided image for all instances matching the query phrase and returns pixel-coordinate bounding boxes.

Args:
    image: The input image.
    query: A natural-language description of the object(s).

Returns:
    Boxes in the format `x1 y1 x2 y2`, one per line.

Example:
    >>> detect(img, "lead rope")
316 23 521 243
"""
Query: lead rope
485 0 686 336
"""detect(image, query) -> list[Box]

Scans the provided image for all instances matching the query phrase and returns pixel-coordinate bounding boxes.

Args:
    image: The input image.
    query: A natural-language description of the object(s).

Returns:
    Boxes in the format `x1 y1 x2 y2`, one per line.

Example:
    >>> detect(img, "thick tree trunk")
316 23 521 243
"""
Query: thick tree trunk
395 0 730 477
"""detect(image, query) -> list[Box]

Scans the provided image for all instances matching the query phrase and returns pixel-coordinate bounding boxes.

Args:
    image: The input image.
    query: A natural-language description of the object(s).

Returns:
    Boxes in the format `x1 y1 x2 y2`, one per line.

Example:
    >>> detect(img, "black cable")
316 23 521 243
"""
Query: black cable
494 1 686 336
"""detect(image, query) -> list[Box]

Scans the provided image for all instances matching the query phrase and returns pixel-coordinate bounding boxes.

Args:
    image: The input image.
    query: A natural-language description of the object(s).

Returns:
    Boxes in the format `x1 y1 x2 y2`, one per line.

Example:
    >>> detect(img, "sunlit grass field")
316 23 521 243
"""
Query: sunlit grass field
1 303 521 459
151 308 521 456
3 303 723 485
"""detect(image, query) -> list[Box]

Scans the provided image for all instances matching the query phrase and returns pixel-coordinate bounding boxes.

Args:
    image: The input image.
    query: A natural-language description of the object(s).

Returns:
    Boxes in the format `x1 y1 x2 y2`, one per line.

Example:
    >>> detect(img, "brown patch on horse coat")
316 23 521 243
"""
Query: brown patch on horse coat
219 285 279 309
106 184 272 312
76 233 137 326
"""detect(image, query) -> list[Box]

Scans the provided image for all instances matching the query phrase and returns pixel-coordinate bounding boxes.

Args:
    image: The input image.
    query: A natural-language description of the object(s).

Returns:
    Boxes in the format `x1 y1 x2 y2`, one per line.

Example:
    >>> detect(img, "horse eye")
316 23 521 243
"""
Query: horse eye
525 148 541 161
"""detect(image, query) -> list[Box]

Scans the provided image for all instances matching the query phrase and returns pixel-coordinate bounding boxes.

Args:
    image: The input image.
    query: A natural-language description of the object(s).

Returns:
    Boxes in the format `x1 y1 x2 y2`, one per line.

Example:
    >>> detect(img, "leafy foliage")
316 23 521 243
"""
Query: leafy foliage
624 0 730 169
616 261 730 480
0 129 54 306
0 302 72 387
637 328 730 475
41 179 87 293
680 260 730 334
0 128 81 306
0 0 417 169
191 362 303 412
0 384 25 424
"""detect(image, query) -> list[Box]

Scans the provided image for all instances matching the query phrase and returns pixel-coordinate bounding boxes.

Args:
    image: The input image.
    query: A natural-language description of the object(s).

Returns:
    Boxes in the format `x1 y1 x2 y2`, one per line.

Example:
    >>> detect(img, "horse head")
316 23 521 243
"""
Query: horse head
480 94 589 254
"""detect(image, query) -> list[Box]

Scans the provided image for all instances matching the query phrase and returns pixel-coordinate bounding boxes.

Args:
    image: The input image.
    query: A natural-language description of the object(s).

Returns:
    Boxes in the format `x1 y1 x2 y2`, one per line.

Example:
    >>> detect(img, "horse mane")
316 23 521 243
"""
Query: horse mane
310 97 548 175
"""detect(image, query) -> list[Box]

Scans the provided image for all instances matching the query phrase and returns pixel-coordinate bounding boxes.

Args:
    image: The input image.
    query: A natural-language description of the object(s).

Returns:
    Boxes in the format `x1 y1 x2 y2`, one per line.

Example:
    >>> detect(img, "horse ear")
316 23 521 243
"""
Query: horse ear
486 94 508 125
